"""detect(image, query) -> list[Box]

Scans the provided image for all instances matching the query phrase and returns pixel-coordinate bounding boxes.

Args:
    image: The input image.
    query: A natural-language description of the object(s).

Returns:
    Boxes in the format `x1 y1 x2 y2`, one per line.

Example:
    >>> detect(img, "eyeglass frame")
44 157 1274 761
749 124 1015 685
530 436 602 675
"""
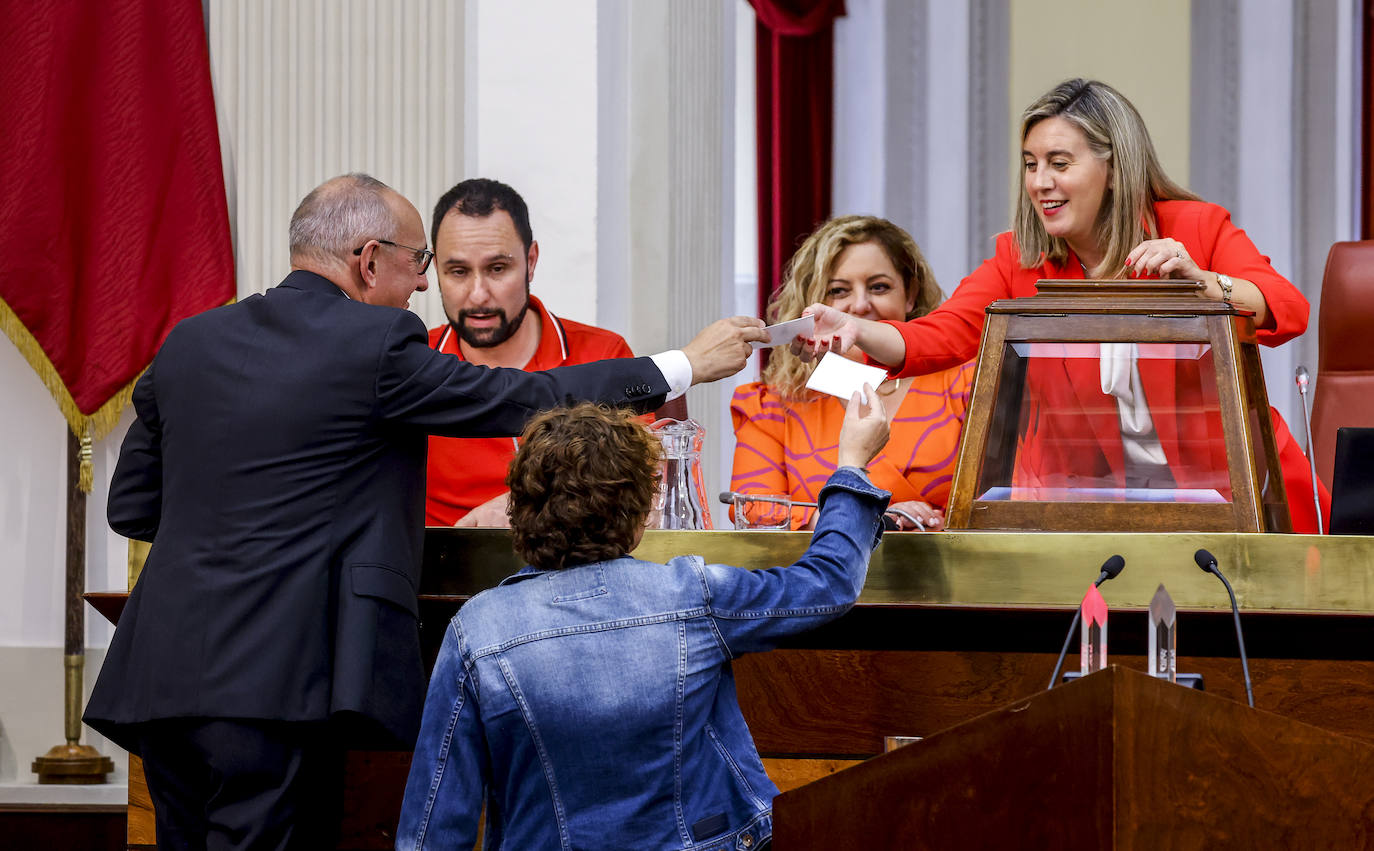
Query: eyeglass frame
352 239 435 275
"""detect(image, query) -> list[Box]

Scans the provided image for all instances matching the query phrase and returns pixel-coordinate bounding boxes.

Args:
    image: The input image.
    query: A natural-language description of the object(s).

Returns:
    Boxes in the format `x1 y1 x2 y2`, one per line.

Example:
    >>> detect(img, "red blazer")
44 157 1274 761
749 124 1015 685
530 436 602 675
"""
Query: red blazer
885 200 1326 532
885 200 1310 376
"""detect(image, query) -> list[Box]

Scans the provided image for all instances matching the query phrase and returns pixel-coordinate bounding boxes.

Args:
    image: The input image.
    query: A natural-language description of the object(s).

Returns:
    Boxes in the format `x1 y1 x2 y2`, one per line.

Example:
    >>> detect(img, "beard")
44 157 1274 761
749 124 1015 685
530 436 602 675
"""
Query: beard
454 299 530 349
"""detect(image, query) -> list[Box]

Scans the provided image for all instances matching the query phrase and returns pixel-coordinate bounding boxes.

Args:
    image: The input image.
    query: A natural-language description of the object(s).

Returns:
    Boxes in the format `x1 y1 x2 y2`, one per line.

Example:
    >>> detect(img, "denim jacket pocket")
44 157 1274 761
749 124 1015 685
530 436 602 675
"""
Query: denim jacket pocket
349 563 418 618
704 724 766 809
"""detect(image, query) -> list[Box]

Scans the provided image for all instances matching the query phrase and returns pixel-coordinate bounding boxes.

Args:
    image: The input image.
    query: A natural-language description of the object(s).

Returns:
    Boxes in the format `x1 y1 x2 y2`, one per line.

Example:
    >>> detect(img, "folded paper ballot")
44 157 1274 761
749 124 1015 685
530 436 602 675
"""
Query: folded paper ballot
804 352 888 402
751 314 816 349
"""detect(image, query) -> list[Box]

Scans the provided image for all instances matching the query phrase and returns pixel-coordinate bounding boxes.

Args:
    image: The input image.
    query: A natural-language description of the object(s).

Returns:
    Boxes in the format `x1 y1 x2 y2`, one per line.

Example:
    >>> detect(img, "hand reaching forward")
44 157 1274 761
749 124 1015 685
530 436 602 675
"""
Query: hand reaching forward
1125 238 1268 324
456 492 511 528
681 316 769 384
790 304 860 363
1124 238 1205 281
887 500 944 531
837 384 890 469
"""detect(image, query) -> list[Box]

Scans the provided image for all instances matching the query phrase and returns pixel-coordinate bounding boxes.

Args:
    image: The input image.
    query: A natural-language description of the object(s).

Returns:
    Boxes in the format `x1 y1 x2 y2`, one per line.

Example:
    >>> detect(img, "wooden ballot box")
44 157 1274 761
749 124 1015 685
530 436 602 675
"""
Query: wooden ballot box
946 280 1290 532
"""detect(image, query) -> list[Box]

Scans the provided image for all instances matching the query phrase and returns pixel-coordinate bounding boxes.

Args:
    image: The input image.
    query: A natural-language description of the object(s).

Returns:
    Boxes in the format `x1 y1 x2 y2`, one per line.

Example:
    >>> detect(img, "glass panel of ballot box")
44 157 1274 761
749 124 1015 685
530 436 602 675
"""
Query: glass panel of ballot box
945 280 1290 532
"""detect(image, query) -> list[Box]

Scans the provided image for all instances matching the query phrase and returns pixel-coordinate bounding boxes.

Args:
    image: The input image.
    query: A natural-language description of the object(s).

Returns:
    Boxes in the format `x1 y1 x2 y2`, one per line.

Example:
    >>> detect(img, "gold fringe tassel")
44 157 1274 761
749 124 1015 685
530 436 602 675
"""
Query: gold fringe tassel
79 427 94 492
1 295 142 492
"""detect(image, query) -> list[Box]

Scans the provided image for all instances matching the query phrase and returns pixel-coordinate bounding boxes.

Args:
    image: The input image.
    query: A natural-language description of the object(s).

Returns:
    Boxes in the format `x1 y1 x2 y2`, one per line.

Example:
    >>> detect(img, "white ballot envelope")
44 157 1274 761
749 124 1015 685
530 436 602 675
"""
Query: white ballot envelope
804 352 888 402
751 315 816 349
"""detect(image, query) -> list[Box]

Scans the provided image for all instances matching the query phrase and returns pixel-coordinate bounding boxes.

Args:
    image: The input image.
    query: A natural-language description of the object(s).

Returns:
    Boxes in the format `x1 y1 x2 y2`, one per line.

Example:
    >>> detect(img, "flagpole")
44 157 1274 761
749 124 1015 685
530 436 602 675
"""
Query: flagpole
32 428 113 784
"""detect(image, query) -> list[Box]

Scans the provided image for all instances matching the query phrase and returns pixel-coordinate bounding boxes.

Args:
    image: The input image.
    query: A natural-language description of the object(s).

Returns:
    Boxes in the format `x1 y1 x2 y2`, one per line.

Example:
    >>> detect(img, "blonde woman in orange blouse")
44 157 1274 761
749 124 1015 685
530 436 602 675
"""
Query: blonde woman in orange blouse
730 216 972 530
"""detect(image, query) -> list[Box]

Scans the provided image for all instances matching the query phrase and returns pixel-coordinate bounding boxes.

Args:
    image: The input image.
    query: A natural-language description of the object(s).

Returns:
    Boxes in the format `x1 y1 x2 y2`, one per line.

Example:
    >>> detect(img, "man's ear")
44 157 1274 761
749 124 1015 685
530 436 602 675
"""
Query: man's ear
526 241 539 284
357 241 379 291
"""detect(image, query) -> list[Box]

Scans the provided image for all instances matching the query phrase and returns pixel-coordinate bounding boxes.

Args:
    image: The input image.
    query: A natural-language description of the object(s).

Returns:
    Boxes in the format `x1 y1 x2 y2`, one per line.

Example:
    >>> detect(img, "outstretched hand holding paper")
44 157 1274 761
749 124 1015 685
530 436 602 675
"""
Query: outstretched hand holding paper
751 315 815 349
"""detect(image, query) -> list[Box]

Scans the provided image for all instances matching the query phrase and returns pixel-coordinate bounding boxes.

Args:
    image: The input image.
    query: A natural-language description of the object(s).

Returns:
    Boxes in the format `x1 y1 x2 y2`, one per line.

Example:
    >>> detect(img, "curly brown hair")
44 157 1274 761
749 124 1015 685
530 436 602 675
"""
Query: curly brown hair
507 403 663 570
763 215 942 400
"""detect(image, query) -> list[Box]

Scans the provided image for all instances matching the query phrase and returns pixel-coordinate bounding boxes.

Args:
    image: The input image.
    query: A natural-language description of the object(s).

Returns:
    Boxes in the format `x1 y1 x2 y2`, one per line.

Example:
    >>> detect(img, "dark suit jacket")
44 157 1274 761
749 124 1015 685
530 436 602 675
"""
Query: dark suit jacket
84 271 668 750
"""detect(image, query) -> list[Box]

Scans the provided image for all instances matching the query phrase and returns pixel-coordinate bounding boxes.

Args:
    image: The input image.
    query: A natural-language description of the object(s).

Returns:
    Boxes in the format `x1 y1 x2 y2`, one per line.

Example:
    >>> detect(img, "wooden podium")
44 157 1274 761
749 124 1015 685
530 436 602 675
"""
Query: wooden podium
773 666 1374 848
91 529 1374 848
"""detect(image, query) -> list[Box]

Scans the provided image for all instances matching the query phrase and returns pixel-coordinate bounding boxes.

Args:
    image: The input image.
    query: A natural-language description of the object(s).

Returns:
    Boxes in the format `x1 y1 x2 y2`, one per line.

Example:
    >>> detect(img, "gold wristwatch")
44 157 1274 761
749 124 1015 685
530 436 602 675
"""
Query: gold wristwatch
1215 273 1234 305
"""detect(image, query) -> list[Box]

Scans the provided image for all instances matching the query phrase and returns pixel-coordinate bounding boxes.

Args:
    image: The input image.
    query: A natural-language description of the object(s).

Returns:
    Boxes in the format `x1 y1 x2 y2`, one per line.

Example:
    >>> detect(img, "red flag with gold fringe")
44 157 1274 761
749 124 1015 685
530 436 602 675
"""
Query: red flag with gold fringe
0 0 235 487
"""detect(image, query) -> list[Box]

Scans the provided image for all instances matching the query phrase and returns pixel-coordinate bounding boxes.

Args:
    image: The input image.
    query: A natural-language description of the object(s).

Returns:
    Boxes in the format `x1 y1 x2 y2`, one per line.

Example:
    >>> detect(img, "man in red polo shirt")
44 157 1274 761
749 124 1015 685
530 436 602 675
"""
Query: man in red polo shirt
426 178 635 526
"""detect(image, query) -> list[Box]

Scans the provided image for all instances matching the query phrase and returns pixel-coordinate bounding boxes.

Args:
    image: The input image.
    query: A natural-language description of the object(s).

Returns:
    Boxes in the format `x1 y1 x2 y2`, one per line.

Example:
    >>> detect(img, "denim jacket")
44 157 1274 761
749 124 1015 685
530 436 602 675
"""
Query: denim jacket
396 467 888 850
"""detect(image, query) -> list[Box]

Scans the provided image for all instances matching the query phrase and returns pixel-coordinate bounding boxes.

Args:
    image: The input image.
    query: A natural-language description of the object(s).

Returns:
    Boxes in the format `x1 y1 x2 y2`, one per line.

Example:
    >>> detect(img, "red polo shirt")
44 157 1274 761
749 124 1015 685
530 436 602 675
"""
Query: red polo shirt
425 295 635 525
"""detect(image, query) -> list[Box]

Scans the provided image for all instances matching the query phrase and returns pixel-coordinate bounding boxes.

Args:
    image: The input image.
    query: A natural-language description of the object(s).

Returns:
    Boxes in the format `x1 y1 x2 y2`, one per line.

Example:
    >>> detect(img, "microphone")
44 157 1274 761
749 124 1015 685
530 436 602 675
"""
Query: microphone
1047 555 1126 689
718 491 815 508
1194 549 1254 707
721 492 925 530
1294 367 1324 533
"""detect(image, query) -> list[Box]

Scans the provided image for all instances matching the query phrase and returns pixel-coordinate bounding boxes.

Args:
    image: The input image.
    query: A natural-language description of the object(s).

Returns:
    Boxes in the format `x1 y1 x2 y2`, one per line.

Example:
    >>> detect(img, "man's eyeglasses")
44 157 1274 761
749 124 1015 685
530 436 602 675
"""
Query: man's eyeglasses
353 239 435 275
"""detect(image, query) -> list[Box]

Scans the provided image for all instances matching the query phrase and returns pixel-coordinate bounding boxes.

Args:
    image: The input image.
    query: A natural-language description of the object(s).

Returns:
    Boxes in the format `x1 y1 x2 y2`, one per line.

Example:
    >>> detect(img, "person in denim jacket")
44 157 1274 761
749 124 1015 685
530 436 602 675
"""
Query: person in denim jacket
397 392 891 851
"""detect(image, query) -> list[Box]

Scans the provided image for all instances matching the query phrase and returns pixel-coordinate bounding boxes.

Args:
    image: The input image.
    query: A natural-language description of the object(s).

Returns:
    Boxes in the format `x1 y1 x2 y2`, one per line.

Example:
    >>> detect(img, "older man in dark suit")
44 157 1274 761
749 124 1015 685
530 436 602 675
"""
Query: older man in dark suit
84 173 765 850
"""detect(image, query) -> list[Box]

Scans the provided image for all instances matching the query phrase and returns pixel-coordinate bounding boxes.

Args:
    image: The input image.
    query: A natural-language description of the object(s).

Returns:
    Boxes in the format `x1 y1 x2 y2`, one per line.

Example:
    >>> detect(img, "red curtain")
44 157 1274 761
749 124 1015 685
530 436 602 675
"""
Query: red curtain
750 0 846 318
0 0 235 456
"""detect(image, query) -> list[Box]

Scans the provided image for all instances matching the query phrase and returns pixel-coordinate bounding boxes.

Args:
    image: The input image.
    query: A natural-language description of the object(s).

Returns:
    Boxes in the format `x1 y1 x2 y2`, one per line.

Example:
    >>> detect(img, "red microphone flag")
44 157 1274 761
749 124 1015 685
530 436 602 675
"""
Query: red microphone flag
0 0 235 485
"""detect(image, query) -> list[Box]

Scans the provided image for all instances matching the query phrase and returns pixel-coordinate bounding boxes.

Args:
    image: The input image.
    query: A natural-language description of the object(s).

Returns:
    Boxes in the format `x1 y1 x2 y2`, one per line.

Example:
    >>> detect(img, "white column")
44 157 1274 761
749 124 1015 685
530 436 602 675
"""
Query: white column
666 1 736 520
207 0 466 327
1187 0 1359 434
1290 0 1363 431
832 0 889 217
466 0 602 326
832 0 1008 293
922 1 973 296
1234 0 1297 427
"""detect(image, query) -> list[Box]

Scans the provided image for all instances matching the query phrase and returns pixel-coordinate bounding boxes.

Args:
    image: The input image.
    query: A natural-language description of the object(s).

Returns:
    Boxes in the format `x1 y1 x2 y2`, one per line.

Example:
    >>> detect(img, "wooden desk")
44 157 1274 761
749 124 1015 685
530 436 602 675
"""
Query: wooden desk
89 528 1374 849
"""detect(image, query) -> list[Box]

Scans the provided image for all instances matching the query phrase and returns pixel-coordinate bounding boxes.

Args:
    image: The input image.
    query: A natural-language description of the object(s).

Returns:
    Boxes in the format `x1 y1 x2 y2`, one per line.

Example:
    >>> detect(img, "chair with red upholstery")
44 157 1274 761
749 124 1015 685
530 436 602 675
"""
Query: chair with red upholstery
1311 241 1374 490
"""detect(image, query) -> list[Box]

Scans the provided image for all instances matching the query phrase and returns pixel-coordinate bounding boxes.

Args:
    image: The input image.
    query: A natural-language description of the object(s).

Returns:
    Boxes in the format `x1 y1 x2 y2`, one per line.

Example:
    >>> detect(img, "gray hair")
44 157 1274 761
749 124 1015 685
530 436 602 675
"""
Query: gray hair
288 173 398 267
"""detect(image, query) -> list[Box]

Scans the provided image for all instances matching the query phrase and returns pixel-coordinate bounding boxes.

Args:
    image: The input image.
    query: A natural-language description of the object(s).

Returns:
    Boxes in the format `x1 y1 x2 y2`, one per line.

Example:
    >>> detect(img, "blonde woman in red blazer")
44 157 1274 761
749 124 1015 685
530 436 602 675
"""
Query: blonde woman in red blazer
799 78 1326 532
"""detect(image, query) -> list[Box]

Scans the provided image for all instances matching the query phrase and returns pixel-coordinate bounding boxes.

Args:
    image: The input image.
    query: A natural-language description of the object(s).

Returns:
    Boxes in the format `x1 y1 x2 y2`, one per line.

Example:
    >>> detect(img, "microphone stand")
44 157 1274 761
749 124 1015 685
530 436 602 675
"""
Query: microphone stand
1047 556 1125 689
1195 549 1255 708
719 493 925 529
1295 366 1324 533
1215 568 1255 708
1047 609 1088 690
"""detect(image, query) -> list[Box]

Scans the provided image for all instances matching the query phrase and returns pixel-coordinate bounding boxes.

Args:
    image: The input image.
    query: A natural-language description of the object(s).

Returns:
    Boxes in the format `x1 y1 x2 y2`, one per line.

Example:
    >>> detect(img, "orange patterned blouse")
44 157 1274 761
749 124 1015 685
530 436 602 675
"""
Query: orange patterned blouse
729 361 974 529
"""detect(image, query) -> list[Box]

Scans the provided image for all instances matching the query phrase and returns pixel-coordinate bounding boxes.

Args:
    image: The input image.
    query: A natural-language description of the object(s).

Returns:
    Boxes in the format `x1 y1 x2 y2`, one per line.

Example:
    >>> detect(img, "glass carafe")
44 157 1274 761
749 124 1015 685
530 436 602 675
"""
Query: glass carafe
651 418 713 530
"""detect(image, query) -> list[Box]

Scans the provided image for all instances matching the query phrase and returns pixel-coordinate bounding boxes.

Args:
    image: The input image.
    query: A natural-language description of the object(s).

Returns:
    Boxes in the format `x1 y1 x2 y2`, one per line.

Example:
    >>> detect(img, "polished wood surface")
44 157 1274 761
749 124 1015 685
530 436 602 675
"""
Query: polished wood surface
738 647 1374 755
126 757 153 847
772 666 1374 848
89 526 1374 848
758 757 860 792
